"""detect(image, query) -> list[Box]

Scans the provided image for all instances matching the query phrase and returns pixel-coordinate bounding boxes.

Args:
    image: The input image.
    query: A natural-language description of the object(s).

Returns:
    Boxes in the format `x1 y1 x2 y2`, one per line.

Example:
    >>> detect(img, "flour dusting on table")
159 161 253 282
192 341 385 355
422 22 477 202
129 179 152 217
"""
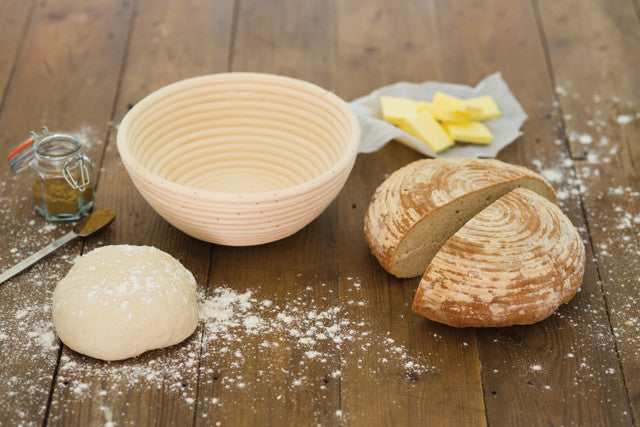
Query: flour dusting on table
1 98 639 425
28 277 434 424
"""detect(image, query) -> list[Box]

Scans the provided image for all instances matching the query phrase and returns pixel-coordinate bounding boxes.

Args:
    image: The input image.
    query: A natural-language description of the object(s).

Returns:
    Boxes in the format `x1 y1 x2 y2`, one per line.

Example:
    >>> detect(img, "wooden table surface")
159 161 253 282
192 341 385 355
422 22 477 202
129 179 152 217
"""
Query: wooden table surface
1 0 639 425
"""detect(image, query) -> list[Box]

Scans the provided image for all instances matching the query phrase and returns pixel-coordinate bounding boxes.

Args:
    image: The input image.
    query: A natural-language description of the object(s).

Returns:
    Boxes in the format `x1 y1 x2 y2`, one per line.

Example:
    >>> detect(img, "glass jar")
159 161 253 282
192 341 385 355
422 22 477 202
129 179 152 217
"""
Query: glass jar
8 127 95 221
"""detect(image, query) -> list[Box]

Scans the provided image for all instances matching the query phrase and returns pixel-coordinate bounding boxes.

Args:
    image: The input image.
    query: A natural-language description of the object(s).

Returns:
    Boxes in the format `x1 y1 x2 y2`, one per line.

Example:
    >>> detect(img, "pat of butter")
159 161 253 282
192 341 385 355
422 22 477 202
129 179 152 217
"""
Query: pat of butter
400 111 454 153
465 96 501 121
416 101 471 123
444 121 493 144
380 96 418 126
433 92 482 116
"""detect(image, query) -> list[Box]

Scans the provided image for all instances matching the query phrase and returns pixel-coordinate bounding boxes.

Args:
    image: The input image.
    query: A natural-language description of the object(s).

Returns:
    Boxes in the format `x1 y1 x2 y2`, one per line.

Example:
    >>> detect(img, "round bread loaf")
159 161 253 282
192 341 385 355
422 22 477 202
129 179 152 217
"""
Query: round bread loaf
364 158 556 278
412 188 585 327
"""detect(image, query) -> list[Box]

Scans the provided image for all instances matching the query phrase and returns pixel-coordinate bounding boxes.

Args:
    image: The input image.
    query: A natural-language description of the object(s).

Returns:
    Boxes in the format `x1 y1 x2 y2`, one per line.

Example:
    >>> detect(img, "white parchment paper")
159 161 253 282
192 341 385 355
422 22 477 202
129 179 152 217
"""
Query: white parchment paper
349 72 527 158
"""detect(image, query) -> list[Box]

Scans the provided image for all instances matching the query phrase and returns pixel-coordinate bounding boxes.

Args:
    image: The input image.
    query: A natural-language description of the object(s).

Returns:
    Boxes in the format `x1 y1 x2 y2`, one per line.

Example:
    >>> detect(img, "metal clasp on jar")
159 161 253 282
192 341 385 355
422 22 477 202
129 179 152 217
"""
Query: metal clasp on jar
62 154 92 192
6 126 95 221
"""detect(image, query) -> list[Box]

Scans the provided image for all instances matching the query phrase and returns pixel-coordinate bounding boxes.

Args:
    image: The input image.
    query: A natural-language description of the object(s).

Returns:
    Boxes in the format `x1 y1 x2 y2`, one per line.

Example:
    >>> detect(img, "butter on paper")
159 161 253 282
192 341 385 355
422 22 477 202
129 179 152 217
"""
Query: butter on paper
349 72 527 158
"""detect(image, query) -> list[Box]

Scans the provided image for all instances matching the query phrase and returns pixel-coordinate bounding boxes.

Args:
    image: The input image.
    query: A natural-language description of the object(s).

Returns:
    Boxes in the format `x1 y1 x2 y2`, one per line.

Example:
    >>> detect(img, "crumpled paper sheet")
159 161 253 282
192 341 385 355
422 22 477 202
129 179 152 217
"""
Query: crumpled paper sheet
349 72 527 158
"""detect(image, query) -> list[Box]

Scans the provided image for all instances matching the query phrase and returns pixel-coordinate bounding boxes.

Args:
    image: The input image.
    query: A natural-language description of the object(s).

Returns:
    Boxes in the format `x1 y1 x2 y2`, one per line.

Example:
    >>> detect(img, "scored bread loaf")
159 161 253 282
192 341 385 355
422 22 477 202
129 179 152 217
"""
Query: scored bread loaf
411 187 585 327
364 158 556 278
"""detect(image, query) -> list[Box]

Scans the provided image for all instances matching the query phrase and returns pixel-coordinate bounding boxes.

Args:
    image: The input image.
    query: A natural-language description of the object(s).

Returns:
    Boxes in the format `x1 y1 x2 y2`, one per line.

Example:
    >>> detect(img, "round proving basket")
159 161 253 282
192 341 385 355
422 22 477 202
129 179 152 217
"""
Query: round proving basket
117 73 360 246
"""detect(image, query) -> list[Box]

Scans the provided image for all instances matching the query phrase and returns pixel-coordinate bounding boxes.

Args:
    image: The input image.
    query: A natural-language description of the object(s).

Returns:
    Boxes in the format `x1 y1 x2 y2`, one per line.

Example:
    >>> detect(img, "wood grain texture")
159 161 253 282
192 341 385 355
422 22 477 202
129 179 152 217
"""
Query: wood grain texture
0 0 638 424
0 0 133 424
196 224 340 426
442 0 632 424
338 0 631 425
337 147 486 426
44 0 234 425
193 0 340 424
537 0 640 421
334 1 487 425
0 0 34 105
535 0 640 158
230 0 334 88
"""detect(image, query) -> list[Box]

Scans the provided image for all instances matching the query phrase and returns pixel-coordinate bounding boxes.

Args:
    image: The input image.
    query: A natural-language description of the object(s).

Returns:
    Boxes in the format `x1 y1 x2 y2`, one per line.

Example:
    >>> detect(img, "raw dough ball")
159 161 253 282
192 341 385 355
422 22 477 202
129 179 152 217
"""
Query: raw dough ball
52 245 199 361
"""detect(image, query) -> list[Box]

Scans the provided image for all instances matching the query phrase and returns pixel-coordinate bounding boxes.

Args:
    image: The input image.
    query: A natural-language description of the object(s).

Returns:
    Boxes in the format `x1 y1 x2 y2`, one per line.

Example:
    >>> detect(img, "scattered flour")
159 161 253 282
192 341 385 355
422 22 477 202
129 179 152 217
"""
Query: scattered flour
578 134 593 145
540 168 564 183
586 153 599 164
3 277 434 424
616 114 633 125
555 85 568 97
71 125 101 151
2 104 639 424
14 308 29 320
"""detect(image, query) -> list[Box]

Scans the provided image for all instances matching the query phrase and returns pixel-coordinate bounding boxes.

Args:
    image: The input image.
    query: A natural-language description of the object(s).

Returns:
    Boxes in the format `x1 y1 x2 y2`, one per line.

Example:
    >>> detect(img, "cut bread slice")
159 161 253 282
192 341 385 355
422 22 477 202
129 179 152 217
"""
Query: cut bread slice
364 159 555 278
412 187 585 327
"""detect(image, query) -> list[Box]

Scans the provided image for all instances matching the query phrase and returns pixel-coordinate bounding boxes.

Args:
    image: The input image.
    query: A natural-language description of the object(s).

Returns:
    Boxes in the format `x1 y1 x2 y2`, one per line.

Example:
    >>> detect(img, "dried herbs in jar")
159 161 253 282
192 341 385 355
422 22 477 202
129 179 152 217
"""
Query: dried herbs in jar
8 127 94 221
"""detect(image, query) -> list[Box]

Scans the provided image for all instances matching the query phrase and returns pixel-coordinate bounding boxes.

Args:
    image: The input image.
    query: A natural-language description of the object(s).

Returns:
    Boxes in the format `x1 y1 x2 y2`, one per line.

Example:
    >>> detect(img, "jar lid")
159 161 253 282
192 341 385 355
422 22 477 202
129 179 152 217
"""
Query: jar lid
7 127 84 174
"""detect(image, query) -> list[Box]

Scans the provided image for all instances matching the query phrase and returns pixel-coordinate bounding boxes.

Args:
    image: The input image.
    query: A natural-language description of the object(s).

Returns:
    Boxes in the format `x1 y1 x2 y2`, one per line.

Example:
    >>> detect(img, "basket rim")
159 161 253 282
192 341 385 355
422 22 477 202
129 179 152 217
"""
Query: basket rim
116 72 360 203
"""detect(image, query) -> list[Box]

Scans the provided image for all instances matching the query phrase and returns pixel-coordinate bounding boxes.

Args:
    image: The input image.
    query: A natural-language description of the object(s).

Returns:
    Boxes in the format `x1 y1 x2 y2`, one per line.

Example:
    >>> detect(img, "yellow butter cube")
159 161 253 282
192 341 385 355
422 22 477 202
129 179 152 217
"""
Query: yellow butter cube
465 96 501 121
444 121 493 144
380 96 418 126
416 101 471 123
433 92 482 116
414 100 430 112
400 111 454 153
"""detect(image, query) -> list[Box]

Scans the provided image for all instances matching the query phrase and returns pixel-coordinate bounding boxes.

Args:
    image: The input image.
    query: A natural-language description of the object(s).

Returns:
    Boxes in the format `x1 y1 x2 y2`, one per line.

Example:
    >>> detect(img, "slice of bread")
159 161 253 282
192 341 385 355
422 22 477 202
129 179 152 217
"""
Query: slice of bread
412 188 585 327
364 158 556 278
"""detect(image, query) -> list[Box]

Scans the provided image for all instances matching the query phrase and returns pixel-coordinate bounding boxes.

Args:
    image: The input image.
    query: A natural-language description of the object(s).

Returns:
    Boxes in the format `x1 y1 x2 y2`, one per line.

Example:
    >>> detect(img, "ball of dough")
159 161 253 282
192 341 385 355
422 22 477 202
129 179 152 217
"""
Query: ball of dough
52 245 199 361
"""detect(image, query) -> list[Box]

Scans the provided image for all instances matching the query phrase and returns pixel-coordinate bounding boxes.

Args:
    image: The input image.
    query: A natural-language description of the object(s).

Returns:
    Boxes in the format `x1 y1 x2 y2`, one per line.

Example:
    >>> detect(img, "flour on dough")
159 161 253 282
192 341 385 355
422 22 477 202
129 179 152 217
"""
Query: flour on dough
52 245 198 361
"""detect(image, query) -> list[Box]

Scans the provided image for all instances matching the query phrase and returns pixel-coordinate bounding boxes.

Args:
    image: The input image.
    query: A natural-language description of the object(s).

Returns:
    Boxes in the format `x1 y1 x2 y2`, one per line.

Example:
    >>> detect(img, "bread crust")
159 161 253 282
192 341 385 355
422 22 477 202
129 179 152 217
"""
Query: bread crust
411 188 585 327
364 158 556 278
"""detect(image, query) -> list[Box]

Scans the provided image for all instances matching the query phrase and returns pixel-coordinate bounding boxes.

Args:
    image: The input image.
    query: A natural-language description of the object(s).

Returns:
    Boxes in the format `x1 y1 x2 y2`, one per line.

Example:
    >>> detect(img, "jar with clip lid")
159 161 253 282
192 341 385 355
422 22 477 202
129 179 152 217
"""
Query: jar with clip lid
7 127 95 221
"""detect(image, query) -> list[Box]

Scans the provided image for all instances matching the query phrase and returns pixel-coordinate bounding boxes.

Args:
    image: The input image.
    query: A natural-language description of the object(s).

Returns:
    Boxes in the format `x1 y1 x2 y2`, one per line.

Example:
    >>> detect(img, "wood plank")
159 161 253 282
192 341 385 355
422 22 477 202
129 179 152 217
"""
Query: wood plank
536 0 640 422
230 0 333 87
45 0 234 424
0 0 134 424
0 0 35 103
430 0 632 424
195 220 341 425
335 0 631 424
536 0 640 158
336 147 485 426
334 1 486 425
0 0 635 424
193 0 341 424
